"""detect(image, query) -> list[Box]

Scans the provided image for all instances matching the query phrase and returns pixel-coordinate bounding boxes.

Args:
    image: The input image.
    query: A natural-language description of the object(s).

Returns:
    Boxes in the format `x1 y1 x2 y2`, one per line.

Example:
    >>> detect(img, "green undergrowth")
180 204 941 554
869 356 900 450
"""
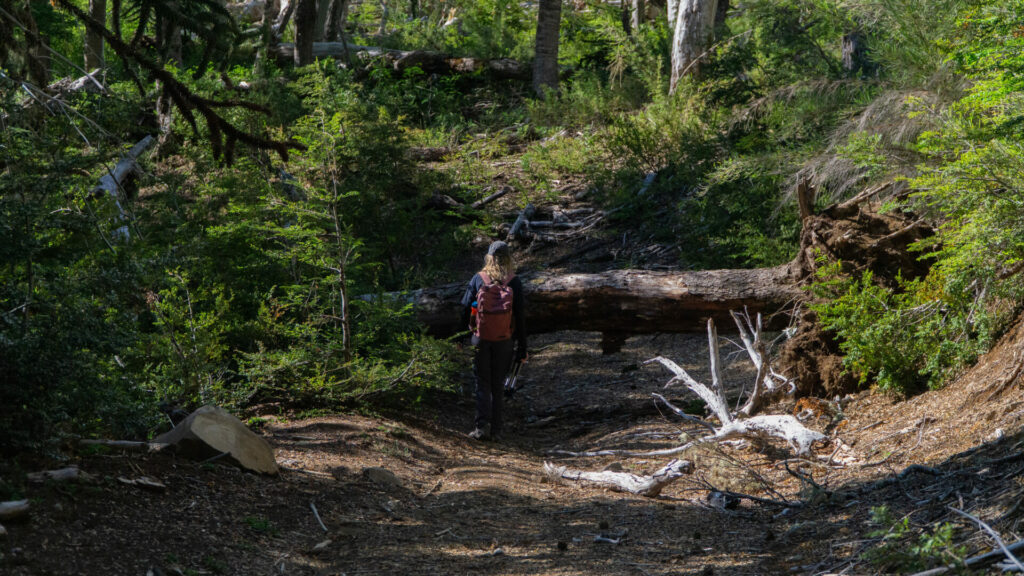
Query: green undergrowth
6 0 1024 457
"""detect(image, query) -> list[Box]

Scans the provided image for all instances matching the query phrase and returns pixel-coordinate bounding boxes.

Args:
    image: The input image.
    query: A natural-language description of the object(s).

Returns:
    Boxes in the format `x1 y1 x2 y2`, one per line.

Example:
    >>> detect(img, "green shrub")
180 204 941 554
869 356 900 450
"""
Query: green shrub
809 258 991 394
863 506 966 572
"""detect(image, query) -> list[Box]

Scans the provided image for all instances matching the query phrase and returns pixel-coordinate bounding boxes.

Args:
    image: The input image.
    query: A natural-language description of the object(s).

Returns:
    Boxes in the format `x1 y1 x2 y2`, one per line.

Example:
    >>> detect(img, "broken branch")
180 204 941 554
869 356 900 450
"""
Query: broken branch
544 459 693 497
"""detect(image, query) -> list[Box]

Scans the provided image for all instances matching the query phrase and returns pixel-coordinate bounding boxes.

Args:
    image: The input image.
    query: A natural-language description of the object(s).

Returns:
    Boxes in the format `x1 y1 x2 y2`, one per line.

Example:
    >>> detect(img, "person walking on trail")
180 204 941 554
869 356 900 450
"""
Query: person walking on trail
461 240 528 441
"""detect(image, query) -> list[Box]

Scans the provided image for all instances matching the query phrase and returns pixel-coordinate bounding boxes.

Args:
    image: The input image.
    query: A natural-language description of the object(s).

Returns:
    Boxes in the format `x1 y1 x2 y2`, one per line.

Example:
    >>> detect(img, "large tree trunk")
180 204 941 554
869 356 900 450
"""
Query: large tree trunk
84 0 106 70
532 0 562 97
294 0 318 65
714 0 728 29
669 0 718 93
398 263 802 337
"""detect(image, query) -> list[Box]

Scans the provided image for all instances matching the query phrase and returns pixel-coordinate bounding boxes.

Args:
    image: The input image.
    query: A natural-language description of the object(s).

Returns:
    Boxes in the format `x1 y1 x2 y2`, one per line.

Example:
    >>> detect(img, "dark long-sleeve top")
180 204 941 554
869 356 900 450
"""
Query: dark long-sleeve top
460 272 527 351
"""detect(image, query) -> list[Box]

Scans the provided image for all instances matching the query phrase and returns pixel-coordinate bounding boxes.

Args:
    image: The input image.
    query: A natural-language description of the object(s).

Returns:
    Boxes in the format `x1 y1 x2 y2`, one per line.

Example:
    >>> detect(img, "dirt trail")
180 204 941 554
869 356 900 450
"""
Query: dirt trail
5 324 1024 575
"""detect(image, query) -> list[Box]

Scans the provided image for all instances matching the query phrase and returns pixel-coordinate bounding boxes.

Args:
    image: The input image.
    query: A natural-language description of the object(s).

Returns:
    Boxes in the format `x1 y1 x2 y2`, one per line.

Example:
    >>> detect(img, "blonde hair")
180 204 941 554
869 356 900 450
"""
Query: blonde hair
481 252 513 281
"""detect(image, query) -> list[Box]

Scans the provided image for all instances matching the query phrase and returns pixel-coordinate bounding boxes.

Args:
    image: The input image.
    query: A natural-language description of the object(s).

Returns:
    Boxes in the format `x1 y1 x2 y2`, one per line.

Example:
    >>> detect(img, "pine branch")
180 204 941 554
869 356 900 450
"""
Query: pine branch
55 0 305 163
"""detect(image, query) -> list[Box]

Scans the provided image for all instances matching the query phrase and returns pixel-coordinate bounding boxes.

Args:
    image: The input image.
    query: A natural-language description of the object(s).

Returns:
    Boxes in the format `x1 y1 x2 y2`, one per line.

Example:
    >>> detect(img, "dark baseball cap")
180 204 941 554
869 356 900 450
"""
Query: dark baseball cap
487 240 510 255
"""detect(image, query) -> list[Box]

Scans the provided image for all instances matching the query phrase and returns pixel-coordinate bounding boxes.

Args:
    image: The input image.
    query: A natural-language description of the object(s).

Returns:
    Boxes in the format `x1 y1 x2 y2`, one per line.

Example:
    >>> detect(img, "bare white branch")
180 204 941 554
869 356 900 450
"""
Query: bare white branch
544 459 693 497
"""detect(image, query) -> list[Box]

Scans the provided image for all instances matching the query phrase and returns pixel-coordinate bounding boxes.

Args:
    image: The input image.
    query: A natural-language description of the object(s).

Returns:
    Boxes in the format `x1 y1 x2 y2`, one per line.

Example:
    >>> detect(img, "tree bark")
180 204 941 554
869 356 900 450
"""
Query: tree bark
631 0 645 32
85 0 106 71
324 0 350 42
315 0 332 41
91 136 156 240
669 0 718 93
666 0 678 35
532 0 562 97
394 263 801 337
294 0 318 66
545 459 693 497
714 0 728 29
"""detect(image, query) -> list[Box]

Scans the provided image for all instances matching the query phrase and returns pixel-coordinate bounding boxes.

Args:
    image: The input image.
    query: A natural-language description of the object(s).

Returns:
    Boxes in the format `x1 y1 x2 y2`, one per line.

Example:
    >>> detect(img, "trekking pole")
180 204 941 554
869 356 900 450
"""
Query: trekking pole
503 360 523 398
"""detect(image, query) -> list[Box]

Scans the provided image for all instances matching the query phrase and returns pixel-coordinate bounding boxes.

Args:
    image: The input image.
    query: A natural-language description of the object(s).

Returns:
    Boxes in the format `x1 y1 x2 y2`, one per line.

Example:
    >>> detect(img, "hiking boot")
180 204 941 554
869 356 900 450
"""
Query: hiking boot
468 428 489 440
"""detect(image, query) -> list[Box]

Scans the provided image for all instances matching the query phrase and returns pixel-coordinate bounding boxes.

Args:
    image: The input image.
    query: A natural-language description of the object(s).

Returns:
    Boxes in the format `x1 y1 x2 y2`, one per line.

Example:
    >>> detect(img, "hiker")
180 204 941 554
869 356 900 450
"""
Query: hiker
461 240 528 441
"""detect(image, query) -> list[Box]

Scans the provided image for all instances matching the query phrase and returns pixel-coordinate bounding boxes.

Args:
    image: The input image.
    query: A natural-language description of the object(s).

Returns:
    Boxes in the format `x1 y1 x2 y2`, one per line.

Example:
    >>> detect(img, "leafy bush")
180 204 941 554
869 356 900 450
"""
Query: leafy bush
809 259 991 394
811 1 1024 395
863 506 966 572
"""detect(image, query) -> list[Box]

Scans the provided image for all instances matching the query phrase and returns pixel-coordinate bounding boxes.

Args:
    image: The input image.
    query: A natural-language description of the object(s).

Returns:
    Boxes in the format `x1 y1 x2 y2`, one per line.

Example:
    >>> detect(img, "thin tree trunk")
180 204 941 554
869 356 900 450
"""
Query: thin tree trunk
294 0 318 65
330 204 353 365
378 0 389 34
315 0 332 41
631 0 645 32
274 0 295 37
532 0 562 97
325 0 350 43
669 0 718 93
842 29 870 77
23 4 49 86
85 0 106 70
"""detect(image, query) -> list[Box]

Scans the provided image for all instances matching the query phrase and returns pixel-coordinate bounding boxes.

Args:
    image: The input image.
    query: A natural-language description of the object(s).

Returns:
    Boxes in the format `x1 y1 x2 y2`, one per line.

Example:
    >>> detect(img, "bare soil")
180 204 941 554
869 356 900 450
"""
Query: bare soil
3 319 1024 575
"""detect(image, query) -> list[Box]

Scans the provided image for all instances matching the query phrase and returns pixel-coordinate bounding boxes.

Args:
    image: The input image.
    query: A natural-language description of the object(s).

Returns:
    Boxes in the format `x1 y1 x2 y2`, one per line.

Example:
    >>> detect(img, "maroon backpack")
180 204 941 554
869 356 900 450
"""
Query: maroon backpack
473 271 515 341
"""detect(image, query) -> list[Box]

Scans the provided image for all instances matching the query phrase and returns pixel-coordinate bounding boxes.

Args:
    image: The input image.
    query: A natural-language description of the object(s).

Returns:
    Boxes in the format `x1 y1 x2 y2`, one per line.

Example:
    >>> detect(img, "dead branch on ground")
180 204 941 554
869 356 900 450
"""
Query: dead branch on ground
544 459 693 497
546 314 825 498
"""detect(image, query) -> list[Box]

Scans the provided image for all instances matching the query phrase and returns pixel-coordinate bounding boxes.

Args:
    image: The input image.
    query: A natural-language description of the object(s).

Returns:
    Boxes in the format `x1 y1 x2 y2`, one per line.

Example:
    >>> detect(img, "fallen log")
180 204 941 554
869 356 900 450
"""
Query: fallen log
274 42 531 79
471 185 511 209
396 263 802 337
27 467 93 483
507 203 537 241
90 135 156 241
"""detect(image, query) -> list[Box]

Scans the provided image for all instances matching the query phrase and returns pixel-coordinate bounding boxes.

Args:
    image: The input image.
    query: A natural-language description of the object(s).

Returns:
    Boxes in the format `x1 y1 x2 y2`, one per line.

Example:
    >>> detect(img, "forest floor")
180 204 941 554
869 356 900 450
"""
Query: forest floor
4 319 1024 576
5 152 1024 576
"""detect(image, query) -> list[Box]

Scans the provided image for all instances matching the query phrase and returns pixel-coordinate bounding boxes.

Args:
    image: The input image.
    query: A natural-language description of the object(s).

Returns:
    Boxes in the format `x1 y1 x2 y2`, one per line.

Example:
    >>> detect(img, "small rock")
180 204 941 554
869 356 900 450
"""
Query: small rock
363 467 402 487
0 523 7 537
312 539 332 552
602 462 624 472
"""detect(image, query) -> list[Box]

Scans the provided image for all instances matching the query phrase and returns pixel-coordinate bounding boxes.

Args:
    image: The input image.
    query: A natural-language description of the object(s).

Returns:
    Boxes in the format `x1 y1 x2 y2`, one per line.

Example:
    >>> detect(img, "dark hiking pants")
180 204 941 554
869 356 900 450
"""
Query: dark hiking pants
474 338 514 434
